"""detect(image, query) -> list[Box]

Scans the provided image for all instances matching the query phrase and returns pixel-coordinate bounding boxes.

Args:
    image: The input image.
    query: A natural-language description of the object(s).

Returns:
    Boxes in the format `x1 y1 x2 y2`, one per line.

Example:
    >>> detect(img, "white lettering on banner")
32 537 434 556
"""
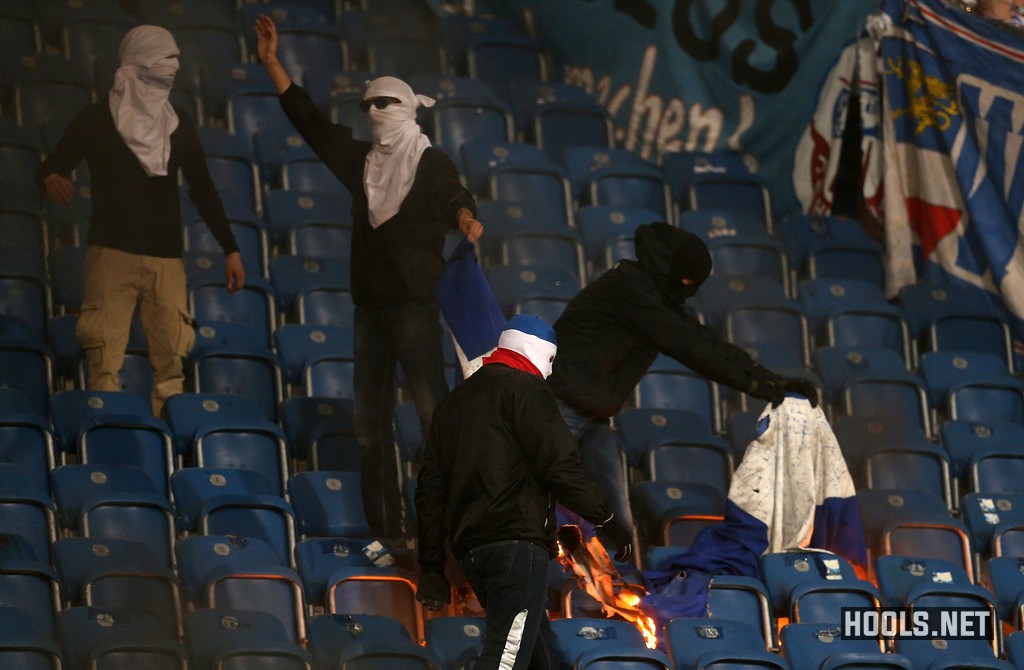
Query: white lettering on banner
565 46 755 160
954 75 1024 322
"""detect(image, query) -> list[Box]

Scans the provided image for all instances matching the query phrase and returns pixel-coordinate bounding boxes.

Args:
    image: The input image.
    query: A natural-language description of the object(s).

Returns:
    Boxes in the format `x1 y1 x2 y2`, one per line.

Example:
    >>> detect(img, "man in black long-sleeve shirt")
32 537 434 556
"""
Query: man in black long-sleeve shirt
415 315 633 670
37 25 244 417
548 223 818 529
256 15 483 539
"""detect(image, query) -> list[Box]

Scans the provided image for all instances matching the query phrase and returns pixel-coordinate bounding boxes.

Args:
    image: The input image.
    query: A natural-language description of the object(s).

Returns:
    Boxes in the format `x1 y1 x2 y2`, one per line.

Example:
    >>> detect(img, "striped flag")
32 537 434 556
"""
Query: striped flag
434 239 506 379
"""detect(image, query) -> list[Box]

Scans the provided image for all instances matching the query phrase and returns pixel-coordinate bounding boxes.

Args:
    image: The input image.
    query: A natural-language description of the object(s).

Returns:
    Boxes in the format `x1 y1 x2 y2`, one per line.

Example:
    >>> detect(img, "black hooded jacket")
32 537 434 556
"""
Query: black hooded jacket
548 225 762 418
415 363 613 570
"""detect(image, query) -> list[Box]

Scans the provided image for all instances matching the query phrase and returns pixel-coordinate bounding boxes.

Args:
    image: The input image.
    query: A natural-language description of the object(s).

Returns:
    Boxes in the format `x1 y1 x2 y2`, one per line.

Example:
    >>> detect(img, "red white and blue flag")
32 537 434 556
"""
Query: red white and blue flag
880 0 1024 356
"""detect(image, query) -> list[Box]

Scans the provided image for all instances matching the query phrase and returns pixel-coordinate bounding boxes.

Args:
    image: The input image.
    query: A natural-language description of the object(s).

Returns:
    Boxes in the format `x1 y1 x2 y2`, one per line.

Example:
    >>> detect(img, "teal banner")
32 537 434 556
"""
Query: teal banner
486 0 878 217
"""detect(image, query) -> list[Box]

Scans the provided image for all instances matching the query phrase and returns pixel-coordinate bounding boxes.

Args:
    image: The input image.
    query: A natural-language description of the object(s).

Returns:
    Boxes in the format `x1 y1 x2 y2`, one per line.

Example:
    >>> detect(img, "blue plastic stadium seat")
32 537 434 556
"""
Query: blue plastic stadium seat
665 618 785 670
550 618 671 669
307 612 437 667
56 606 189 670
280 396 357 471
289 471 371 540
185 607 313 670
170 467 296 568
175 533 306 644
52 536 181 638
424 616 487 670
629 481 725 550
0 602 64 669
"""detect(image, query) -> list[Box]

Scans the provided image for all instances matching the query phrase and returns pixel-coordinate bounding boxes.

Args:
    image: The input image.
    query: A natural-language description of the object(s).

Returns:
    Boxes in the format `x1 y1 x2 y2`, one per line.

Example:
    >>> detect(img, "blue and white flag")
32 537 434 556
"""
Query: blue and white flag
642 396 866 621
434 239 506 378
880 0 1024 354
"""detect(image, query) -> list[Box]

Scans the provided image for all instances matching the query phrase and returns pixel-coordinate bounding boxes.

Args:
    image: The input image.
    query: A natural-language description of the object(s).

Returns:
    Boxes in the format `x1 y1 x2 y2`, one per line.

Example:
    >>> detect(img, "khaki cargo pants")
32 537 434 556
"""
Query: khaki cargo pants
77 245 196 417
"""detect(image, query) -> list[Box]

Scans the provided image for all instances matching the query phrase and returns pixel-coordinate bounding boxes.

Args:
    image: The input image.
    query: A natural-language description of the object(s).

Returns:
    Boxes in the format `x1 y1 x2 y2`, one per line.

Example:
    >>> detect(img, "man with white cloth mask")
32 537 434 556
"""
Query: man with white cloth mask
38 25 245 418
256 15 484 541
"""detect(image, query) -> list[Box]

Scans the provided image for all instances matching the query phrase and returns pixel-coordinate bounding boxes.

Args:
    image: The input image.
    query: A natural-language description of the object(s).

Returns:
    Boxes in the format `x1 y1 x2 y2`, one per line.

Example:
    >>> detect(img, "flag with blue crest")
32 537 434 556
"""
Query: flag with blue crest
881 0 1024 367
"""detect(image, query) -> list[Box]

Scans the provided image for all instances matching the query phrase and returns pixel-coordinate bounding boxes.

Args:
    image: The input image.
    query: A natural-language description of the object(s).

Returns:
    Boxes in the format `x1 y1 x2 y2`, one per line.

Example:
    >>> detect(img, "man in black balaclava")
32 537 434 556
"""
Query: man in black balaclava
548 222 818 539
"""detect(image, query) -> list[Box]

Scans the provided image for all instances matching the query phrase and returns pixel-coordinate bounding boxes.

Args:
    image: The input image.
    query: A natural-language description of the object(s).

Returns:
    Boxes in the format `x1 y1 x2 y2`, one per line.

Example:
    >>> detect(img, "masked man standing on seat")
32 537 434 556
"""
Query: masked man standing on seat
38 25 245 418
255 15 483 541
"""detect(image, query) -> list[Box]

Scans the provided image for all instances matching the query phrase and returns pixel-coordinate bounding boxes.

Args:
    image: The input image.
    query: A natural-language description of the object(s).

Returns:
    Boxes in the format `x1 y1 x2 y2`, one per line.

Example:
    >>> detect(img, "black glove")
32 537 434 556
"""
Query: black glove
416 570 451 611
784 377 819 408
747 377 786 408
595 514 634 562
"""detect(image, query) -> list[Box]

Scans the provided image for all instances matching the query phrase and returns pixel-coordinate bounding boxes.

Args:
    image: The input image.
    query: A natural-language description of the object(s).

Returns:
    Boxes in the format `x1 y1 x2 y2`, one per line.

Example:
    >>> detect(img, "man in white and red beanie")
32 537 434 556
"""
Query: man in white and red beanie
415 314 633 670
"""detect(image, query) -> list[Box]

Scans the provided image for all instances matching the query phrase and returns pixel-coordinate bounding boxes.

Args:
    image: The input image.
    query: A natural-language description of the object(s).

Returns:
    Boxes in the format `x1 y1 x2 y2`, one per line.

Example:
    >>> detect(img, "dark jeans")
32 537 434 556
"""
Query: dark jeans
354 302 449 537
460 540 559 670
557 401 634 529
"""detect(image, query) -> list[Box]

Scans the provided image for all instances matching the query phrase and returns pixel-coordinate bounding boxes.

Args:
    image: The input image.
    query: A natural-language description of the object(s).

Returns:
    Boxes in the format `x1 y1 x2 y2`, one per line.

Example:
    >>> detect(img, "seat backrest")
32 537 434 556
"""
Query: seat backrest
759 551 860 617
51 463 160 532
789 579 881 624
190 348 284 422
812 345 916 406
460 140 551 195
970 452 1024 496
615 407 717 469
431 98 513 160
875 555 973 609
275 324 355 387
176 534 285 604
229 92 296 144
467 34 545 99
277 26 344 85
882 518 975 581
288 471 370 539
664 618 768 670
56 605 187 670
484 264 581 317
282 158 351 199
689 173 771 232
897 283 1003 340
826 305 912 366
297 286 356 327
270 255 351 315
208 571 306 644
550 617 649 669
960 492 1024 558
169 467 279 530
628 481 725 548
424 616 487 670
500 230 585 280
185 607 312 670
164 392 269 454
919 350 1017 408
307 613 414 670
724 302 808 369
327 567 421 643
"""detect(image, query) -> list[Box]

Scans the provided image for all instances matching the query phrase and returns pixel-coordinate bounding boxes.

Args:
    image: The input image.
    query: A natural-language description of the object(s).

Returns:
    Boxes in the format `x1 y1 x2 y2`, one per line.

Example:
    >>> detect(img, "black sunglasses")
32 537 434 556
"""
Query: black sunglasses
359 97 400 113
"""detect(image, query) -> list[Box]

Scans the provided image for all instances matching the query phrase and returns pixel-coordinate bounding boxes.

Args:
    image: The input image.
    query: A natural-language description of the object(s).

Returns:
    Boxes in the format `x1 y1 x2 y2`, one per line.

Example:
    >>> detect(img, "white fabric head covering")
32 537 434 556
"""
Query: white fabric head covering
109 25 180 176
362 76 436 228
497 314 558 378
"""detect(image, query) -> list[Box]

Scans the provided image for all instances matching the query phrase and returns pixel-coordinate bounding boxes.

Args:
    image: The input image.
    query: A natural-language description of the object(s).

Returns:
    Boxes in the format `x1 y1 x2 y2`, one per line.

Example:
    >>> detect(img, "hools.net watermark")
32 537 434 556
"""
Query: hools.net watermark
841 607 993 640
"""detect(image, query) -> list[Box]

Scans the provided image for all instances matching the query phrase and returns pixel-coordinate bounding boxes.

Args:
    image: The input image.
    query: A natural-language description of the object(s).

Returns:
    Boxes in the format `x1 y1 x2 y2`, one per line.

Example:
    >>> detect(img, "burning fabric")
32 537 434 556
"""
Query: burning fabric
557 395 866 636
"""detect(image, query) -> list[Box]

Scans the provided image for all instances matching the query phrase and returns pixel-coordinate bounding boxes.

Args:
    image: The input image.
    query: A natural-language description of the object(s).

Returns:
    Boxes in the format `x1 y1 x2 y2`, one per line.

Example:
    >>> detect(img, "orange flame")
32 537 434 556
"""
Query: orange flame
556 531 659 649
618 592 659 649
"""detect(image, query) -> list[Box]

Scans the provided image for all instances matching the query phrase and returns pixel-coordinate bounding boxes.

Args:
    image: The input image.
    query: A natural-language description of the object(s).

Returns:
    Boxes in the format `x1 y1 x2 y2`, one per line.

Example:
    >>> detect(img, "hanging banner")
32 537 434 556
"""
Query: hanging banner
880 0 1024 348
484 0 876 218
793 34 884 222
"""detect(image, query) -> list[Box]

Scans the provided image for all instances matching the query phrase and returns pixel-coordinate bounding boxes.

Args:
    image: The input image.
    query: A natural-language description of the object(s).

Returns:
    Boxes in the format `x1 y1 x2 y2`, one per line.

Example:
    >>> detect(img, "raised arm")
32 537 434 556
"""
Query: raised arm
255 15 292 95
